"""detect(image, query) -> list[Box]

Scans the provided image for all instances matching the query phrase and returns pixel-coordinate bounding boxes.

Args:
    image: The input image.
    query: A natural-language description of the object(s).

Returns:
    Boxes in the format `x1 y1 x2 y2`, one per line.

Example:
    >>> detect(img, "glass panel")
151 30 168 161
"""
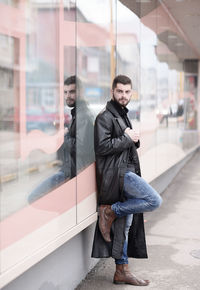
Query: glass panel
140 4 157 181
155 3 198 165
116 1 142 168
116 1 140 121
25 1 76 208
0 0 77 275
76 0 115 222
0 34 20 219
26 1 60 134
25 0 77 205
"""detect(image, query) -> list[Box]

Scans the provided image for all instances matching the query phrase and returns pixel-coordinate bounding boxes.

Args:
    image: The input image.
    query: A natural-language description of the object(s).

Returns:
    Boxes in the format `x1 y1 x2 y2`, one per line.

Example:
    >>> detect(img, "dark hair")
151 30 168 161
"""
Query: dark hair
112 75 132 90
64 75 76 86
64 75 82 90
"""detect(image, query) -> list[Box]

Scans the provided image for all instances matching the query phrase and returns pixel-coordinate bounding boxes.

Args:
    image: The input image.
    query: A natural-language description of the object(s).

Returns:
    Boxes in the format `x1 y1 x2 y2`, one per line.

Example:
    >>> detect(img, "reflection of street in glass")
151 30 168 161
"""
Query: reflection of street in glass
26 107 71 133
133 110 184 156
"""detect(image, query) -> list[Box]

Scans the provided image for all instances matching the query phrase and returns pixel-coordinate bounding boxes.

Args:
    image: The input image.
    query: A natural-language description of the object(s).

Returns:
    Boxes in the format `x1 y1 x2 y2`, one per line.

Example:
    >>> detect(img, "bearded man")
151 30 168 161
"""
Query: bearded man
92 75 162 286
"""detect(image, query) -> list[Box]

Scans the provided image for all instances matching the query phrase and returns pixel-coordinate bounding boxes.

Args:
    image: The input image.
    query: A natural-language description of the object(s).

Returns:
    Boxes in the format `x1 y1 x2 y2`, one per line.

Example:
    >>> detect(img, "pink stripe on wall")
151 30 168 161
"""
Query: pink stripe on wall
0 164 97 250
0 178 76 250
20 130 65 160
77 163 97 203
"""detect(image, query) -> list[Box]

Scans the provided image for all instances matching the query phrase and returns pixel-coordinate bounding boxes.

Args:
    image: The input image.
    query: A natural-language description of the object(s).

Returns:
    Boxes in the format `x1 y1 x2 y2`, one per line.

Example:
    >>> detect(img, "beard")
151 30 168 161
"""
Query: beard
65 98 76 108
112 94 130 107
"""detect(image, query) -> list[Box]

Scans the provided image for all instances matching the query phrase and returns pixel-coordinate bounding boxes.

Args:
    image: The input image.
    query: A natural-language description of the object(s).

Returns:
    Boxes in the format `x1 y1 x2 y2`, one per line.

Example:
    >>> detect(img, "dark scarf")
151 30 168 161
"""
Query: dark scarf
71 107 75 118
110 99 132 128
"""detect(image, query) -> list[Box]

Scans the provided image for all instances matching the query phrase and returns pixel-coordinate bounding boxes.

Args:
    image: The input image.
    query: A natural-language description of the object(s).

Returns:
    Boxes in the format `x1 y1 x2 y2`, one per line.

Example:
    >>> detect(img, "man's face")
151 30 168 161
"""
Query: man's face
64 83 76 107
112 83 132 107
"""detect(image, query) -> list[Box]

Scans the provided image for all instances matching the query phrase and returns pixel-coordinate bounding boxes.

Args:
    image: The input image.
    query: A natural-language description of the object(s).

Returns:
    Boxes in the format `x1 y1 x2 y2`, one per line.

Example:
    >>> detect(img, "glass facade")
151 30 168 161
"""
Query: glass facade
0 0 199 286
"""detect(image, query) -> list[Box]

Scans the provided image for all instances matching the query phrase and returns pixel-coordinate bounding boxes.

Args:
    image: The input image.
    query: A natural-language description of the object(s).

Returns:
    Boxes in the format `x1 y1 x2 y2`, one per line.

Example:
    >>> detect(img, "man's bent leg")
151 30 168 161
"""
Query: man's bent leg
99 172 162 242
112 171 162 217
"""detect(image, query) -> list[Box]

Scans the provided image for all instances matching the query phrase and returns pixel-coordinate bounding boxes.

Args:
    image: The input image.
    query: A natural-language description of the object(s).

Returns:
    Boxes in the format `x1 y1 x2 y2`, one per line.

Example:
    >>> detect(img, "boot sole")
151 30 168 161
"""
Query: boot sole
113 280 149 286
113 280 125 284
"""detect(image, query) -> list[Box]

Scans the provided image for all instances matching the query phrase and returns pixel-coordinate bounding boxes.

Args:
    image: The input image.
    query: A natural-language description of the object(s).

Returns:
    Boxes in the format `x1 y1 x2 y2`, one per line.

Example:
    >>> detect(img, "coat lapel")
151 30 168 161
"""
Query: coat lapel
115 117 127 131
106 101 132 131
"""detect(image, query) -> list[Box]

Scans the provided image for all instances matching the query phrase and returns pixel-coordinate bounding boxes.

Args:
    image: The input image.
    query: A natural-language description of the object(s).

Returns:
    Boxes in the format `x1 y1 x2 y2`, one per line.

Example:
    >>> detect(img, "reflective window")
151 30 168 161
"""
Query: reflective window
26 2 60 134
140 12 158 180
0 0 77 278
116 1 140 122
0 34 20 218
76 0 116 222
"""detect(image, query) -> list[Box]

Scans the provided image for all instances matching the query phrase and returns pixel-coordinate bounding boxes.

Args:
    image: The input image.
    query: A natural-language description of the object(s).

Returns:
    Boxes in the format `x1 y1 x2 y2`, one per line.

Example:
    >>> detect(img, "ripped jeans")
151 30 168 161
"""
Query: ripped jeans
113 171 162 264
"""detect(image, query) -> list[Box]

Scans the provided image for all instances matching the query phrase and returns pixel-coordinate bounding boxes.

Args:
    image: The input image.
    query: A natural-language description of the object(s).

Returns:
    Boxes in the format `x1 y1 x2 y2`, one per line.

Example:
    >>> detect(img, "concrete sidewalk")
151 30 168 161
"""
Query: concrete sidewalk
76 150 200 290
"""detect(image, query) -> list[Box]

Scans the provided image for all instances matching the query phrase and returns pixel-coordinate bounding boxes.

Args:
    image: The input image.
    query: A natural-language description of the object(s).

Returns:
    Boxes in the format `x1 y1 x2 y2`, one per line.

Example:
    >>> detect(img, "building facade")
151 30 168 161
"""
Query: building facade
0 0 200 289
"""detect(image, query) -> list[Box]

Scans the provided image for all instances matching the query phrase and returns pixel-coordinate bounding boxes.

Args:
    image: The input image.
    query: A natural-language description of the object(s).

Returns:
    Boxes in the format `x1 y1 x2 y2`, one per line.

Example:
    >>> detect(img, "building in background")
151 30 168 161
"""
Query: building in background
0 0 199 289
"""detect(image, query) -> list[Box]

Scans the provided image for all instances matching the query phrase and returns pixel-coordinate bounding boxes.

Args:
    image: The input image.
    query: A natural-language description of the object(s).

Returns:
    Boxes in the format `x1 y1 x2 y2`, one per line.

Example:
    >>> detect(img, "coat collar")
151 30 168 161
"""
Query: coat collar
106 100 126 117
106 100 131 131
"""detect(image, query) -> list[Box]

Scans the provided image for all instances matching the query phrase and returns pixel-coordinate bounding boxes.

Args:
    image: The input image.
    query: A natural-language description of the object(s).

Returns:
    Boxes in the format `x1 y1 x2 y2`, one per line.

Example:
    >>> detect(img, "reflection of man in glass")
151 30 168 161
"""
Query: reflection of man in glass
64 76 76 108
28 75 94 203
57 76 77 179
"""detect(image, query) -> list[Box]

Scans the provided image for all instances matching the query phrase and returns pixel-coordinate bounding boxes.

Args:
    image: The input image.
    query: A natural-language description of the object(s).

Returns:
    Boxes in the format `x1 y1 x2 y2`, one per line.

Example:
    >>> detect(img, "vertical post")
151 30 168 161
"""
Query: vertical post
110 0 115 84
197 61 200 143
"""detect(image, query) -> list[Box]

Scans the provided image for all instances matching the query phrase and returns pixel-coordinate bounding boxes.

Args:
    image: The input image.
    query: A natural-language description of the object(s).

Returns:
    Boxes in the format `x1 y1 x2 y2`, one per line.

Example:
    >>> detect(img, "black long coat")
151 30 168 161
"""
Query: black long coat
92 101 148 260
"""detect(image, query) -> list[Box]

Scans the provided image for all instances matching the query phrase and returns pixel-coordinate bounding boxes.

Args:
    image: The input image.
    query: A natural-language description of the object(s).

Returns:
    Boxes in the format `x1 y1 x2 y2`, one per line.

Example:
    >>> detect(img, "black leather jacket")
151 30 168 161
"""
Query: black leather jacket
92 100 147 260
95 100 141 204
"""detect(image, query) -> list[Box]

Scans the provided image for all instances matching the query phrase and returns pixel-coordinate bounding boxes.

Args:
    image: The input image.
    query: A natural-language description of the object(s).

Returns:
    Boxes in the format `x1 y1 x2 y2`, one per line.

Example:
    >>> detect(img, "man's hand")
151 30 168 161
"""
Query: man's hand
125 127 140 143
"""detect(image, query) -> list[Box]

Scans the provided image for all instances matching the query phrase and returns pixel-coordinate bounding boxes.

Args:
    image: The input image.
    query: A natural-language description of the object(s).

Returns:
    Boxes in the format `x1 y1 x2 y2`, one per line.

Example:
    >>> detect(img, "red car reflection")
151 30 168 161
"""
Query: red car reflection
26 107 71 132
1 107 71 132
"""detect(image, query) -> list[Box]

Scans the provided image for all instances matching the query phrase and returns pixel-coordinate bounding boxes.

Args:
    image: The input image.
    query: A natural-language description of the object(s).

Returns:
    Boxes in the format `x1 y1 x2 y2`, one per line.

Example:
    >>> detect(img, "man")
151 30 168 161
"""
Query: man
92 75 162 286
28 76 94 203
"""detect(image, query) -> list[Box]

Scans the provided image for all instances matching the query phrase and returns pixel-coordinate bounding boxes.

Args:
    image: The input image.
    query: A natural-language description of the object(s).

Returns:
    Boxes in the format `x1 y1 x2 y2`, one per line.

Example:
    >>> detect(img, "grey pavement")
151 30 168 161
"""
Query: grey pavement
76 150 200 290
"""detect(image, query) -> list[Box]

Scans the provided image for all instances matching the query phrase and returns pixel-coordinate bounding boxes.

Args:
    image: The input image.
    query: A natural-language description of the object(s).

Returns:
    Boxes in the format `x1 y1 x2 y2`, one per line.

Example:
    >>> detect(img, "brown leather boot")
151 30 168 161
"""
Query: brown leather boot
113 264 150 286
98 205 116 242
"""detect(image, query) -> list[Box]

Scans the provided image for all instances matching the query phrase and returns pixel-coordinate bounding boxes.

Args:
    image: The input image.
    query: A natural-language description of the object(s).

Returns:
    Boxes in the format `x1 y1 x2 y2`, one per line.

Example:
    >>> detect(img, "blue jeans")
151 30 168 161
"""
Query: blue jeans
113 171 162 264
28 171 66 203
